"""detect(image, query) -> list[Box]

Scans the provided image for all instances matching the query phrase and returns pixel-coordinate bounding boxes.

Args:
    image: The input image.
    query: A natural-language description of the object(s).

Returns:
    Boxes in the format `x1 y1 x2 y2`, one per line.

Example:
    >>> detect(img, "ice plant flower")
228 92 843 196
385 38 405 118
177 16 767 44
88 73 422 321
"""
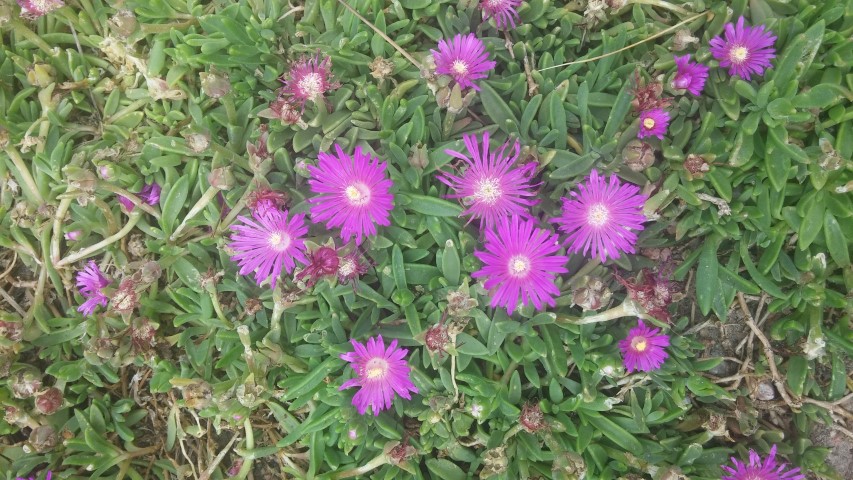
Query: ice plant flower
228 208 308 290
432 33 496 91
118 182 161 212
438 131 538 230
618 320 670 372
638 108 670 140
308 144 393 245
472 216 568 315
671 55 709 96
709 16 777 81
17 0 63 19
280 53 339 108
554 169 647 263
339 335 419 416
722 445 806 480
338 251 370 285
479 0 522 29
76 261 111 316
245 188 289 216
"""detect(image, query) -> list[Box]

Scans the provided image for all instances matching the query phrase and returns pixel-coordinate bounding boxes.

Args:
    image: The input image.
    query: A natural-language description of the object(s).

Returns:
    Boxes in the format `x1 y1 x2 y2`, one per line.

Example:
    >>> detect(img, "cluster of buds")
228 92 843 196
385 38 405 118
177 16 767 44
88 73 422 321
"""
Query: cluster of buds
616 267 681 323
572 276 612 311
631 72 672 113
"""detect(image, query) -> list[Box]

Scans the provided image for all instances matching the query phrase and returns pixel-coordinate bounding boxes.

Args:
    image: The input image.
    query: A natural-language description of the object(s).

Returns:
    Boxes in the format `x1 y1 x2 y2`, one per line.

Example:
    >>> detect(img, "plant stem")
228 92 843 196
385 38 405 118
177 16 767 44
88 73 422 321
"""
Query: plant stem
50 197 73 263
631 0 692 15
56 213 141 267
234 419 255 479
97 182 161 219
170 185 219 241
330 453 388 479
4 146 45 205
556 299 647 325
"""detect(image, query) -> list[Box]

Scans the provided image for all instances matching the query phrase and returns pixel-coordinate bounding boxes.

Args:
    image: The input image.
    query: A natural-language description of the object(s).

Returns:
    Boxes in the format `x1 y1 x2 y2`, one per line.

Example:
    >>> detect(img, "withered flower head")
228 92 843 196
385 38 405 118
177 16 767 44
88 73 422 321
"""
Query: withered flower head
631 72 671 113
519 401 546 433
296 246 340 288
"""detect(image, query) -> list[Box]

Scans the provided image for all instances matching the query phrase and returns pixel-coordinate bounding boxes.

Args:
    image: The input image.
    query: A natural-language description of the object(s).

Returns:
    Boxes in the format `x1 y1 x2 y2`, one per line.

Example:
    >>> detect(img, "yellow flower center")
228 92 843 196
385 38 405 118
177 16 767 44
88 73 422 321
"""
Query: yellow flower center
344 183 371 207
451 60 469 76
364 358 389 380
643 118 656 130
730 46 749 64
508 255 531 278
474 178 502 205
587 203 609 227
298 72 324 101
631 336 648 352
267 232 291 252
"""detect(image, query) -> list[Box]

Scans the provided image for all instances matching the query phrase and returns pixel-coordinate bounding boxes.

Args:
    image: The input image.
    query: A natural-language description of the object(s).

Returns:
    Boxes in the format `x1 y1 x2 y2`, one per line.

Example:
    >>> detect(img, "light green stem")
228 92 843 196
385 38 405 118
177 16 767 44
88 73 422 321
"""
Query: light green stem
331 453 389 479
4 146 45 205
56 213 141 267
170 185 219 241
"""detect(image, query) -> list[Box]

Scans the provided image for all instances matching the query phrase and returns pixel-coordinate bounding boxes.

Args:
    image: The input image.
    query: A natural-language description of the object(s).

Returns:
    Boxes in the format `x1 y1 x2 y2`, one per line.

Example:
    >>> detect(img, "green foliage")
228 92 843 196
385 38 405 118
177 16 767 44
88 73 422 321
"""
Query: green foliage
0 0 850 479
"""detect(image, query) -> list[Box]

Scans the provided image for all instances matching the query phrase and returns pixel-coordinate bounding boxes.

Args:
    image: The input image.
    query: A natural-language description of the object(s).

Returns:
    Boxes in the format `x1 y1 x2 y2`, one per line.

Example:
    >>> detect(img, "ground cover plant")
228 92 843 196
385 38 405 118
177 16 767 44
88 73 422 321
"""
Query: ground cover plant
1 0 851 479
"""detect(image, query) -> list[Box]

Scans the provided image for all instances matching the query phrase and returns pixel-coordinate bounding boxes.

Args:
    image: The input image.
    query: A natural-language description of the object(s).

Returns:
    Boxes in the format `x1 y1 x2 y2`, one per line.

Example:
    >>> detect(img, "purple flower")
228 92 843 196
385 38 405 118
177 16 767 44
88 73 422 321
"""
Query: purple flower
118 182 161 212
64 230 82 241
76 261 111 316
618 320 669 372
339 335 419 416
671 55 709 96
722 445 806 480
280 53 339 108
554 169 647 263
479 0 522 29
17 0 63 19
438 131 539 230
308 144 394 245
432 33 496 91
228 208 308 290
709 16 777 81
638 108 670 140
472 216 569 315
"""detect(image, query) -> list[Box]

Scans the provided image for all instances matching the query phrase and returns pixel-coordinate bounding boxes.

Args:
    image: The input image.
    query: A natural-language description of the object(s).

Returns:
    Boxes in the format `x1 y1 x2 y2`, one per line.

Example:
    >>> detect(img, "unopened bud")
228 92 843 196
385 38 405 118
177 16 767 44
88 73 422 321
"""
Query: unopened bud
672 29 699 51
200 71 231 99
186 132 210 153
27 63 55 87
109 9 138 38
29 425 58 453
409 144 429 171
294 160 311 178
622 139 655 172
208 167 235 190
34 387 64 415
64 230 83 241
369 56 395 81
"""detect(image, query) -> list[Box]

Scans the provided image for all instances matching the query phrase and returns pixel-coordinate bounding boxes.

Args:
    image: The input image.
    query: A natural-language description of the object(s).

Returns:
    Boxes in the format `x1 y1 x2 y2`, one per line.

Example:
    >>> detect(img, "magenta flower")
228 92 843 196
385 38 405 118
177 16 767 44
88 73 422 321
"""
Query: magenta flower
438 131 539 230
308 144 394 245
709 16 777 81
228 208 308 289
618 320 670 372
64 230 82 241
638 108 670 140
554 169 647 263
118 182 161 212
76 261 111 316
722 445 805 480
479 0 522 29
472 216 568 315
339 335 419 416
671 55 709 96
17 0 63 19
432 33 496 91
280 53 339 108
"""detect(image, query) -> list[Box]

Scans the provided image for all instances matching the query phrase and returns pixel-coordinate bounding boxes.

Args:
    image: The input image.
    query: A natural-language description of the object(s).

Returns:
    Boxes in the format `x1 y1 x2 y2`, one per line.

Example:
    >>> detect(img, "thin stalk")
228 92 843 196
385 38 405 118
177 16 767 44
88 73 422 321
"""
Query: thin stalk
631 0 692 15
540 12 708 71
330 453 388 480
556 298 647 325
500 361 519 385
56 213 141 267
335 0 423 71
4 146 45 205
170 185 219 241
50 197 73 263
234 419 255 480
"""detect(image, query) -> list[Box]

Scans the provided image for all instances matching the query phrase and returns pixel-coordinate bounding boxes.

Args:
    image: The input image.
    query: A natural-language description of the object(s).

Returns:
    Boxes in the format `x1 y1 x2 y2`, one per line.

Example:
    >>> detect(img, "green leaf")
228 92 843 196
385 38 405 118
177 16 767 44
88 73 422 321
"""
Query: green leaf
786 355 809 396
798 199 825 250
479 82 519 136
696 238 720 316
425 459 466 480
456 333 489 356
824 212 850 267
160 176 189 235
584 412 643 452
402 194 463 217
